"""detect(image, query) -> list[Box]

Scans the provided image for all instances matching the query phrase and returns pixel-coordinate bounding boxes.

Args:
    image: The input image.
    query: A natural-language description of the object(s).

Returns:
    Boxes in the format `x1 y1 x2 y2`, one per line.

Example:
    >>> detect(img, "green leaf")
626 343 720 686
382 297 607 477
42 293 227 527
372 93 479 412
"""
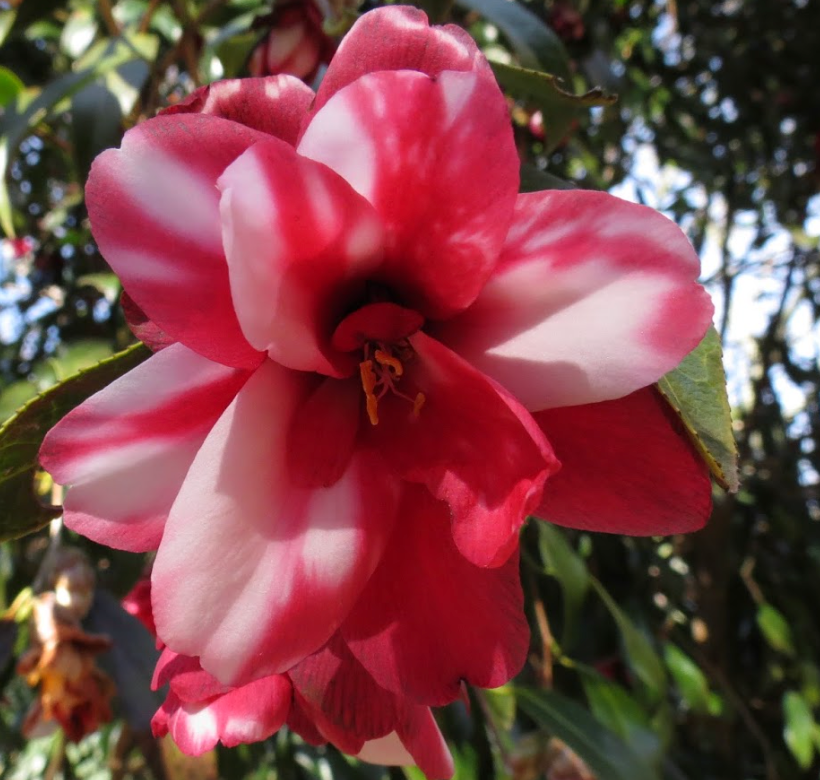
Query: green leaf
0 381 39 423
0 143 13 237
519 164 575 192
537 522 589 645
663 644 711 713
76 273 122 300
59 6 99 59
0 343 150 542
85 590 162 730
783 691 816 770
4 0 63 40
214 31 258 79
0 11 15 48
482 685 517 732
457 0 570 80
0 66 24 109
70 82 123 183
516 687 661 780
491 61 616 152
757 603 795 656
656 326 739 492
577 667 662 767
590 576 667 703
0 36 151 238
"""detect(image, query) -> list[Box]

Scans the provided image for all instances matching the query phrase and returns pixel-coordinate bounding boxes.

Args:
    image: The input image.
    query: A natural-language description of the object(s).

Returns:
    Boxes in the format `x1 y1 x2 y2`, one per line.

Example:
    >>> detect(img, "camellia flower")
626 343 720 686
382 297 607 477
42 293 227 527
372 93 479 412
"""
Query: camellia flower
39 5 714 771
152 646 452 774
247 0 336 83
147 605 451 773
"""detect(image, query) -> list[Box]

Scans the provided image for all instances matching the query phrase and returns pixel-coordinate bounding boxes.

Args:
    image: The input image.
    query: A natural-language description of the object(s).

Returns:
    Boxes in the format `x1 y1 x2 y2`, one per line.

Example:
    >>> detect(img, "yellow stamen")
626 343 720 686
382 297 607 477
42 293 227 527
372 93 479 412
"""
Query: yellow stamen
359 360 381 425
374 349 404 377
413 392 426 417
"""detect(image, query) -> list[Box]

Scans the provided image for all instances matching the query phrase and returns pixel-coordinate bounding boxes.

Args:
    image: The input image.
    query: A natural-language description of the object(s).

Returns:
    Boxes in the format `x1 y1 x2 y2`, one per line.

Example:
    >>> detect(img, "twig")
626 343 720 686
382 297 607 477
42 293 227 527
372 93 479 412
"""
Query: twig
98 0 121 37
527 570 554 688
685 642 781 780
139 0 163 33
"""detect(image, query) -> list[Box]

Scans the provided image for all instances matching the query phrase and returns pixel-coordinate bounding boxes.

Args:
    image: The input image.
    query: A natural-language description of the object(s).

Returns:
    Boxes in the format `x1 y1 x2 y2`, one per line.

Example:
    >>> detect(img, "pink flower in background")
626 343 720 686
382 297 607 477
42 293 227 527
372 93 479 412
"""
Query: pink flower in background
248 0 336 82
39 4 713 768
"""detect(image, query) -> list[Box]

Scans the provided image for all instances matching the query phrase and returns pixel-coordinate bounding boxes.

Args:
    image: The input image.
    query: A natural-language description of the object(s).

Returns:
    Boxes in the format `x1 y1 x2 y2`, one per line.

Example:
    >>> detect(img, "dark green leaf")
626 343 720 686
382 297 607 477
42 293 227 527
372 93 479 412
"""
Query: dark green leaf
0 36 151 237
519 163 575 192
85 589 162 730
0 343 150 542
537 522 589 646
71 82 123 183
491 61 616 152
516 687 661 780
4 0 63 40
590 577 667 703
783 691 816 770
214 31 259 79
457 0 570 79
656 327 739 491
577 667 662 768
0 619 17 673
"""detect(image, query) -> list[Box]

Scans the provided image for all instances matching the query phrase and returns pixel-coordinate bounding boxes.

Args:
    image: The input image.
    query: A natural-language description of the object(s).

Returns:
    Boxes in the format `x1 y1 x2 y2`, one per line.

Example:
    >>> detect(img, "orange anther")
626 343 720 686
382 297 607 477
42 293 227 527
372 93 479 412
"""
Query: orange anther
413 392 426 417
359 359 378 396
360 360 381 425
374 349 404 377
366 395 380 426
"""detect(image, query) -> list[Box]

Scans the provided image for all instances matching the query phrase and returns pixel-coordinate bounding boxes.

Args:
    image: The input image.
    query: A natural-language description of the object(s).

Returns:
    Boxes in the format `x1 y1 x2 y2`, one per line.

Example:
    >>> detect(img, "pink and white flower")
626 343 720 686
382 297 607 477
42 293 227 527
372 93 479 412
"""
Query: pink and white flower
152 645 454 777
247 0 336 83
39 5 713 770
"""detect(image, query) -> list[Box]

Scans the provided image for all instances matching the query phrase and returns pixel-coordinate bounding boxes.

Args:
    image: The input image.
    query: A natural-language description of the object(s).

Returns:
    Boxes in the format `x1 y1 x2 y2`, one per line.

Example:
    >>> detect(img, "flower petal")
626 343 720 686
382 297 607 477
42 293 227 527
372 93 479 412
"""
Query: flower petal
86 113 270 368
120 292 175 352
152 649 231 703
152 360 400 686
534 387 713 534
342 487 529 707
217 137 385 375
291 632 447 766
367 332 558 567
357 733 415 769
286 694 326 746
152 675 291 755
299 69 519 318
162 76 314 145
437 190 714 409
213 675 291 748
289 635 398 752
39 344 250 552
394 708 455 780
313 6 492 112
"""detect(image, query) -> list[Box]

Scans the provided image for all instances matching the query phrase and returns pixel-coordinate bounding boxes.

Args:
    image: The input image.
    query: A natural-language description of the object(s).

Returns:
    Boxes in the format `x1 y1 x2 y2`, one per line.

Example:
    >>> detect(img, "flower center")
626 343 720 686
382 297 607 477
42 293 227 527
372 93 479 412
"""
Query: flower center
358 340 425 426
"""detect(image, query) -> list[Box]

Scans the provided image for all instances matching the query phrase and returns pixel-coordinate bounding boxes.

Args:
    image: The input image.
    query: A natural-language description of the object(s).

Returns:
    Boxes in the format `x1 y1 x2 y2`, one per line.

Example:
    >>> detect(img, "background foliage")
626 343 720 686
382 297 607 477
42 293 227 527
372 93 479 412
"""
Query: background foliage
0 0 818 778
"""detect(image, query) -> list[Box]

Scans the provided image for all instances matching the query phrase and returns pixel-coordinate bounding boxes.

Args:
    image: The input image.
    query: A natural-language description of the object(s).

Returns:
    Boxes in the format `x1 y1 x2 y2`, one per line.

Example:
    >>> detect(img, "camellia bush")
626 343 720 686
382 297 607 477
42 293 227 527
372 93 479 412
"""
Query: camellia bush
0 0 817 779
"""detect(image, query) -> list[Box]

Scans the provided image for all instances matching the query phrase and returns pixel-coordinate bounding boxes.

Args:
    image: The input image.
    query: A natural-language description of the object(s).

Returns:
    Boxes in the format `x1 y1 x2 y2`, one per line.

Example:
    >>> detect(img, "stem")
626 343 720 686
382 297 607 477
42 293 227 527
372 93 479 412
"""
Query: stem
99 0 121 37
